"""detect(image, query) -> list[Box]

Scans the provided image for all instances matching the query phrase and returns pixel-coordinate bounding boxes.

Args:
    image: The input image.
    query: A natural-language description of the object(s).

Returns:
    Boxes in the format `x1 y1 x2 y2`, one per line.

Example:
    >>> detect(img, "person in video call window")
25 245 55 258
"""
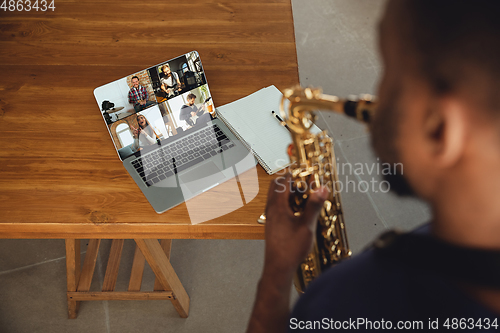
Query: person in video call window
132 114 159 149
160 64 181 98
128 76 154 112
179 93 207 127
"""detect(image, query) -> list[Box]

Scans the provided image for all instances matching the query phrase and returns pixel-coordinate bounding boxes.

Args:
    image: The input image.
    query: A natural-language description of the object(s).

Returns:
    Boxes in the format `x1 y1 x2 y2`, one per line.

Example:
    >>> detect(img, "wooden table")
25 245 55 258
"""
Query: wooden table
0 0 298 319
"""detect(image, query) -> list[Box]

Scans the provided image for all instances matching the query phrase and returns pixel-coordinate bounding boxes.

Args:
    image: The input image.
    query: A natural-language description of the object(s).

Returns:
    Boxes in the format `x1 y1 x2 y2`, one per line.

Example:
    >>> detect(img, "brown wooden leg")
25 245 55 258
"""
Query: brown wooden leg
77 239 101 292
154 239 172 291
65 239 81 319
66 239 185 318
134 239 190 318
102 239 124 291
128 243 146 292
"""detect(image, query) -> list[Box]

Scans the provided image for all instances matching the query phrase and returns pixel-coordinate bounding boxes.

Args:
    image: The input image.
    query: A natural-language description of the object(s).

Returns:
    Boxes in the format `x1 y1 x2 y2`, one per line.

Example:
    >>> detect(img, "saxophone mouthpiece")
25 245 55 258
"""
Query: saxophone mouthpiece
343 99 374 123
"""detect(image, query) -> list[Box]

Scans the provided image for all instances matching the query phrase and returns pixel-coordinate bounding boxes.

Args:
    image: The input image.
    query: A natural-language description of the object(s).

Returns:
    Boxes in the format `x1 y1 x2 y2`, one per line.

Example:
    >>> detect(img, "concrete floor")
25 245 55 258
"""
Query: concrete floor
0 1 430 332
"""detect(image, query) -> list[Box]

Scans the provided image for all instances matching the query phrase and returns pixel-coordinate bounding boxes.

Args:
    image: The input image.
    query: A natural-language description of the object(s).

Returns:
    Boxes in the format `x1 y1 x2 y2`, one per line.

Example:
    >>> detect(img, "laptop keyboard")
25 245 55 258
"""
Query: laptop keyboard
130 124 235 187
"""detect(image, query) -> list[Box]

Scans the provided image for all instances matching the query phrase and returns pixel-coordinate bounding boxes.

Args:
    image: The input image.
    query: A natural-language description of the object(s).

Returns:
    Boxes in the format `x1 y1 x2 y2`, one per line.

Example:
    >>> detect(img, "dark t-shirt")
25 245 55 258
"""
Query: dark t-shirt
179 104 199 121
289 225 499 332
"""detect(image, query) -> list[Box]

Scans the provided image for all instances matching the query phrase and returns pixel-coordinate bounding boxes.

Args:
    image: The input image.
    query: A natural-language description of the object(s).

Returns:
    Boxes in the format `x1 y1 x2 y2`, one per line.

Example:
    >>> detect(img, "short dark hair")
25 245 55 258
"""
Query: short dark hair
131 76 139 81
187 93 196 100
394 0 500 112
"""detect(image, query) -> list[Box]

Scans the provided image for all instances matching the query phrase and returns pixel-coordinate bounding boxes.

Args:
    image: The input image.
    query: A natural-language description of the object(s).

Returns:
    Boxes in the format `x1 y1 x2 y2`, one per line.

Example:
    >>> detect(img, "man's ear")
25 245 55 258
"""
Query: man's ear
423 97 467 168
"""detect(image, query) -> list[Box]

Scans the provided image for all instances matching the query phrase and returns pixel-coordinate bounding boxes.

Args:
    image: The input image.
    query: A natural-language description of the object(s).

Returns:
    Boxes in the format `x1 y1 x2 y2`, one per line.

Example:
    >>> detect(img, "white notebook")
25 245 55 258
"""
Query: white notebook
216 85 320 174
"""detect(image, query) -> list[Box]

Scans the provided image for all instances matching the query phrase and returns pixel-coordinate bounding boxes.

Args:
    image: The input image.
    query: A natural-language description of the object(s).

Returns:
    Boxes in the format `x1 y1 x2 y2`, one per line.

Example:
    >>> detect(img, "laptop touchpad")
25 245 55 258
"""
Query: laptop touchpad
179 161 225 194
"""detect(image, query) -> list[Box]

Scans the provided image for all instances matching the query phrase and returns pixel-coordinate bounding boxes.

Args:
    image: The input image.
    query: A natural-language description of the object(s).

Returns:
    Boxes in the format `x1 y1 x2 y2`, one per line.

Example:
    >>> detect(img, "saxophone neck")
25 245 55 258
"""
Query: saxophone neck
280 86 376 133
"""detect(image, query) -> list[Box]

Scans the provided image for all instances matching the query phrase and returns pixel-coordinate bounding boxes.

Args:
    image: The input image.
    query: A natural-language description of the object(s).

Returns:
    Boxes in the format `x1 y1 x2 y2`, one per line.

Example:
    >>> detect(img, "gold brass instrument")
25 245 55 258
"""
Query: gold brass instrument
277 86 377 292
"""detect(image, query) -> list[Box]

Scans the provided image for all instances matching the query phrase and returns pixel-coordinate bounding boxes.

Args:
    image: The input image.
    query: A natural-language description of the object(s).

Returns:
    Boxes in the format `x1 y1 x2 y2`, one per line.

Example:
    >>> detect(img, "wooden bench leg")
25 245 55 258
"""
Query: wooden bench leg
65 239 81 319
102 239 124 291
128 243 146 292
154 239 172 291
135 239 190 318
65 239 187 318
77 239 101 293
66 239 101 319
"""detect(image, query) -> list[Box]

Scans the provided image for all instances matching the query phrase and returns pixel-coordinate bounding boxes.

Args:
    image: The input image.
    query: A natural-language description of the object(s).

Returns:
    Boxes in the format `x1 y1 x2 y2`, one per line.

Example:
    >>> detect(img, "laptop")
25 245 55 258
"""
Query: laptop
94 51 257 214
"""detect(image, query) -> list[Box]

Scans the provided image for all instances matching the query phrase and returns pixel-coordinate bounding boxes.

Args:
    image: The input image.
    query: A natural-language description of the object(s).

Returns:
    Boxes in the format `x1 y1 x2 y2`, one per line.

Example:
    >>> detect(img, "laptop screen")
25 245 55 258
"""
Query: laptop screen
93 51 215 161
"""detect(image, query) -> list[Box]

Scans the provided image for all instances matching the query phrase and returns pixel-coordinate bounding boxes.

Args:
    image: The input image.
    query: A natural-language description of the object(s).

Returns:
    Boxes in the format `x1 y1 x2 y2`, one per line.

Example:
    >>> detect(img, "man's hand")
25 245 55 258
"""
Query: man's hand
263 175 329 279
246 175 328 333
191 111 197 117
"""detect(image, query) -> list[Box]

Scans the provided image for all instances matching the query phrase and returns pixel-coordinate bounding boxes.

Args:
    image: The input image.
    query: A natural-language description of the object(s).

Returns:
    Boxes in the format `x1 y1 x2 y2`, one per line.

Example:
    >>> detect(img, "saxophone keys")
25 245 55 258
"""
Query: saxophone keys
322 228 332 239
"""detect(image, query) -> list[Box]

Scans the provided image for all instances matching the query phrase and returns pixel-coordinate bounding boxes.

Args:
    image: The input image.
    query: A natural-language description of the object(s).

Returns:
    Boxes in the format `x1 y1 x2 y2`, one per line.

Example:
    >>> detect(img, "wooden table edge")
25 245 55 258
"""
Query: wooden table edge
0 222 265 239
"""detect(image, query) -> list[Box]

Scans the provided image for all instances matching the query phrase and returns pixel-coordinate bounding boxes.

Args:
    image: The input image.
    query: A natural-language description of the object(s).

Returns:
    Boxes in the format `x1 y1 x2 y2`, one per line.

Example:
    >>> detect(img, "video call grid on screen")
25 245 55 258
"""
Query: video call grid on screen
94 51 215 160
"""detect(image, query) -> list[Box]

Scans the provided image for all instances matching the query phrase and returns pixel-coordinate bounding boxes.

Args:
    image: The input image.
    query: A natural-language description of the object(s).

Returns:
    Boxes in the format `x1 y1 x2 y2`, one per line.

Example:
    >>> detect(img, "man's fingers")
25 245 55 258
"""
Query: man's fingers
267 175 290 201
266 174 291 211
266 176 329 220
301 186 329 225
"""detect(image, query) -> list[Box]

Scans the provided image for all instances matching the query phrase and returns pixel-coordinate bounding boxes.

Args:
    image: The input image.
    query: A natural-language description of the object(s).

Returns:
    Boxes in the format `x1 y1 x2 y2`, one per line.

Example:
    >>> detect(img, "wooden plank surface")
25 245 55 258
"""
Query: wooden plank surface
0 0 298 239
67 291 173 301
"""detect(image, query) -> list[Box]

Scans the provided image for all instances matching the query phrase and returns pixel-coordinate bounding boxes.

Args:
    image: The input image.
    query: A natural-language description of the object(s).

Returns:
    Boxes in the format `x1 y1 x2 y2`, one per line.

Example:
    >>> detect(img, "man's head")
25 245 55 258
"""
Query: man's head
187 93 196 106
131 76 140 88
372 0 500 200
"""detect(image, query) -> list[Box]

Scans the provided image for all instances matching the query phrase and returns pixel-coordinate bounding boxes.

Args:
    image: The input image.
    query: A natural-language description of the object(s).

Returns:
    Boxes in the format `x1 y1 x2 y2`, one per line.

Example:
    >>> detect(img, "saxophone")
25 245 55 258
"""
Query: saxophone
277 86 377 292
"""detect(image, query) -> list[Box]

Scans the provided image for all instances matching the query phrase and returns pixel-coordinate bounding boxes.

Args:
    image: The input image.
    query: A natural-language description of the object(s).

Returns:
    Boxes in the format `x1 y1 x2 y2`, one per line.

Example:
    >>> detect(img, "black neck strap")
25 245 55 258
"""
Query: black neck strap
374 230 500 290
